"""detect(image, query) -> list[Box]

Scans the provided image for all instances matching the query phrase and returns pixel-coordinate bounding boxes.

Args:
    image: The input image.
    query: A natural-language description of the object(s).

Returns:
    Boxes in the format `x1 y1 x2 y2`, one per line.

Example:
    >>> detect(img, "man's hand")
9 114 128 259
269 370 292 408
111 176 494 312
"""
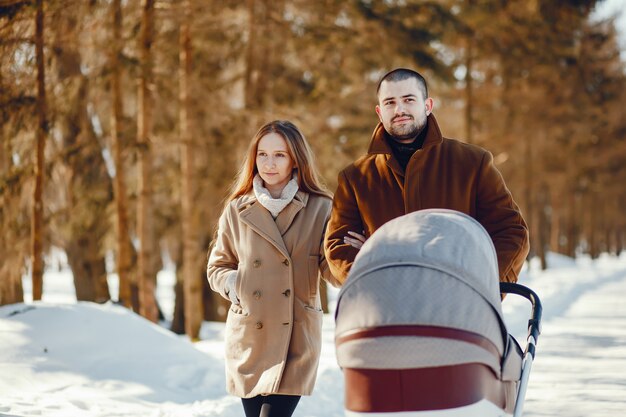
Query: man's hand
344 231 367 250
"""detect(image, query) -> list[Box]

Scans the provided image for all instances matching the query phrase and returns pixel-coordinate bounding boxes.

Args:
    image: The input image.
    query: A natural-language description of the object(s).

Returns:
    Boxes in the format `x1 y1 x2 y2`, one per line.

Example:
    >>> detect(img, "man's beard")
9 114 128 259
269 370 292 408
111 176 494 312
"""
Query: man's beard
387 115 427 141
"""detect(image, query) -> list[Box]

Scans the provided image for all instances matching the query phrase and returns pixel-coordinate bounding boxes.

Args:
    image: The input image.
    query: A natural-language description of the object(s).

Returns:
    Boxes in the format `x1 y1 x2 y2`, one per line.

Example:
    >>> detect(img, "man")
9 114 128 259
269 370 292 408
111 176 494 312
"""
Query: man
324 68 529 284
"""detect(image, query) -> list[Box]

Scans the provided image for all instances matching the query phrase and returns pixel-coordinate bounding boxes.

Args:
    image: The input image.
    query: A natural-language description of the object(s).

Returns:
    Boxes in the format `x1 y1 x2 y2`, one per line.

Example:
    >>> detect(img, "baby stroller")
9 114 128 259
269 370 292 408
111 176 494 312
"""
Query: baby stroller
335 209 542 417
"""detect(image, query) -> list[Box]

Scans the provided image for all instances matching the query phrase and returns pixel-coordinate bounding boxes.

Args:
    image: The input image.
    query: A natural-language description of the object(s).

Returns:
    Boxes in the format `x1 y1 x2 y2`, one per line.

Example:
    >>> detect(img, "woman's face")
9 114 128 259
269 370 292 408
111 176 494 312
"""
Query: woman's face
256 132 295 196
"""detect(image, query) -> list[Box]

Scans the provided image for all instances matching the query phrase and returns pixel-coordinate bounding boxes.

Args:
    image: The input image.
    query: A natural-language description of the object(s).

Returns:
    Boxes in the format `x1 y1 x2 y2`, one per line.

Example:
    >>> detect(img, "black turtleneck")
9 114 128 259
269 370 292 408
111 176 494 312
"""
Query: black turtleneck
385 123 428 172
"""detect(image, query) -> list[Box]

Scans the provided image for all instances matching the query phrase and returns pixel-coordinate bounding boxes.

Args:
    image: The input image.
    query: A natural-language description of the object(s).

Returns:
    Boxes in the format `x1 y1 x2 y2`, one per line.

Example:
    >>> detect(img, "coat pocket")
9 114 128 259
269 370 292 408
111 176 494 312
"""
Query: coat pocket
308 255 319 297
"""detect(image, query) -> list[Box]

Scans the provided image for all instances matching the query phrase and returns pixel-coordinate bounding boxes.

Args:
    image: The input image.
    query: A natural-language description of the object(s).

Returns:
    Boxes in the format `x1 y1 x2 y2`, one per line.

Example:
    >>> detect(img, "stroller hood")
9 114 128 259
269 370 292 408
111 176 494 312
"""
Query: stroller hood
343 208 501 306
335 209 510 370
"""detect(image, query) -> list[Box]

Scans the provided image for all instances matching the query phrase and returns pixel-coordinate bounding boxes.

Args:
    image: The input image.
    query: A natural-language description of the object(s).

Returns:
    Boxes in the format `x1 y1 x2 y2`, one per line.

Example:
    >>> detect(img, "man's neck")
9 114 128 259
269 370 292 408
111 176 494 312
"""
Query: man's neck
393 137 416 144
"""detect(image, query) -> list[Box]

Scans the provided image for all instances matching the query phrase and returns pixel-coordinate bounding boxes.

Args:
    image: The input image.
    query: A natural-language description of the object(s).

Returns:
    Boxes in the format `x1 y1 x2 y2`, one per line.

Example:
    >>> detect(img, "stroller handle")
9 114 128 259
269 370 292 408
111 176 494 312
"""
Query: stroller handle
500 282 542 353
500 282 542 417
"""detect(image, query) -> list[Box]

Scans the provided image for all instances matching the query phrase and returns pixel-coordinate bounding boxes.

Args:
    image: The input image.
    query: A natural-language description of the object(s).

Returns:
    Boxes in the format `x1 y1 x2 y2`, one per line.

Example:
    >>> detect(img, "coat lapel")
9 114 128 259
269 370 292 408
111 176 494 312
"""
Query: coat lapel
275 191 308 236
385 154 406 190
368 123 406 190
239 201 289 258
238 192 309 258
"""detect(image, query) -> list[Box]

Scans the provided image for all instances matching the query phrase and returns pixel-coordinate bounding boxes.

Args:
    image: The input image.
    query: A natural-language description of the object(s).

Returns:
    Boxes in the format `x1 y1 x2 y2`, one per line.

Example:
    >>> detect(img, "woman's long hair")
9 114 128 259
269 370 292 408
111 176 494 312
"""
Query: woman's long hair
226 120 332 205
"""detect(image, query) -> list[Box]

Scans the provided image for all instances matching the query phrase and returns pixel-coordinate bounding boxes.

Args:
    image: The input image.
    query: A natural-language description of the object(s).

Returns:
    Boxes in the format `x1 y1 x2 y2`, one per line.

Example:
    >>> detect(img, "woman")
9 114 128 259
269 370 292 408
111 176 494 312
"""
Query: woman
207 120 340 417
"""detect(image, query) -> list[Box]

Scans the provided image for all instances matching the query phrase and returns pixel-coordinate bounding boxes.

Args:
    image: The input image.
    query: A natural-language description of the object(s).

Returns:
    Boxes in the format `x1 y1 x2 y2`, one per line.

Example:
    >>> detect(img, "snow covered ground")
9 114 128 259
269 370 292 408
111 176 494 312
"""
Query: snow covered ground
2 252 626 416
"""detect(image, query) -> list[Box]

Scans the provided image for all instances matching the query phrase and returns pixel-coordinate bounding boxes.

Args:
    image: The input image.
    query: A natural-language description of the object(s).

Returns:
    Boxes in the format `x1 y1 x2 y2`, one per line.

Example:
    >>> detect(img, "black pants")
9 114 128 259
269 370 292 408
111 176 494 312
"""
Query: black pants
241 394 301 417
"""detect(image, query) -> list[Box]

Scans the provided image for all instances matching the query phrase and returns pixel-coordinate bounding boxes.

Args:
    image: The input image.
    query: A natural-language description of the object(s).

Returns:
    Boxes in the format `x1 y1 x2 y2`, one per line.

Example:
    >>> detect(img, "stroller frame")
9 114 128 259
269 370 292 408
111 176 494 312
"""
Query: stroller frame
500 282 542 417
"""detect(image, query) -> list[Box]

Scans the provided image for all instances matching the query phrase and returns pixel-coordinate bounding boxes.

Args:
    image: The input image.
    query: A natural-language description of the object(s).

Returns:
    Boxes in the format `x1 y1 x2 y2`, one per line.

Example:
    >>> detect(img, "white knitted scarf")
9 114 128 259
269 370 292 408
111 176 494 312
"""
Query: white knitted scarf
253 174 299 218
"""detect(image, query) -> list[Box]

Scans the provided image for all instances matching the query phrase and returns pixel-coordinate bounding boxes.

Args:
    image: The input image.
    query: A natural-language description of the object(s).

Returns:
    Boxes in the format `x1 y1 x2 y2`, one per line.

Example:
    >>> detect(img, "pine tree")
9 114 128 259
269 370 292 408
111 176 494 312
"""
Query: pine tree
179 0 203 340
32 0 48 300
109 0 133 307
137 0 158 322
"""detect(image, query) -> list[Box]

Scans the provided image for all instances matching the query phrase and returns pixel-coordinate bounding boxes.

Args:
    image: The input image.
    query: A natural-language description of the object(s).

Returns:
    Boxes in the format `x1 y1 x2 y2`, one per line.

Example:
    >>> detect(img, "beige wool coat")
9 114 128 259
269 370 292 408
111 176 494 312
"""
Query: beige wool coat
207 191 339 398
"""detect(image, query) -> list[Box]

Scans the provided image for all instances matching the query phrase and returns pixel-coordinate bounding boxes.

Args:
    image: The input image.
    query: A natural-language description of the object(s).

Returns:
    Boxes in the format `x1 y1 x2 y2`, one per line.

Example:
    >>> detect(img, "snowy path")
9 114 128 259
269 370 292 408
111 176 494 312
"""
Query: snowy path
299 255 626 417
3 254 626 417
522 271 626 417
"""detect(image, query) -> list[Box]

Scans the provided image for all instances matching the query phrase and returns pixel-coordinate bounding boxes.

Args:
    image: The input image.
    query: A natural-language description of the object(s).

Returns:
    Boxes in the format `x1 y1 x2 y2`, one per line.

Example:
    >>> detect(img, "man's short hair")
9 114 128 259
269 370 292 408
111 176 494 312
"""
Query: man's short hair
376 68 428 99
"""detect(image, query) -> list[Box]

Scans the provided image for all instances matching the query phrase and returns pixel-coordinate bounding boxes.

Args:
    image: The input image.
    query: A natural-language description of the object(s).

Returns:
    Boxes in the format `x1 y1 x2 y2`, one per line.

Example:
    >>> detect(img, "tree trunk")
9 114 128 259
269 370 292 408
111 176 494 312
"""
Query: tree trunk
0 238 24 306
204 286 229 322
537 183 549 270
464 5 474 145
617 196 625 256
244 0 283 111
585 191 598 259
565 190 577 258
0 267 24 305
550 188 561 254
137 0 158 322
31 0 47 301
0 122 25 305
601 200 609 255
170 272 186 334
179 0 203 340
0 224 25 305
523 125 534 259
110 0 133 308
244 0 259 110
51 9 111 304
0 134 7 175
66 239 109 302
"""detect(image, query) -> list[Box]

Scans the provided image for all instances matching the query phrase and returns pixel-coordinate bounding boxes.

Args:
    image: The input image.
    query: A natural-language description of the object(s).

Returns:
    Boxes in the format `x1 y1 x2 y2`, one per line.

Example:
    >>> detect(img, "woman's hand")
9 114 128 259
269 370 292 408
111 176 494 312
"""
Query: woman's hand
225 271 240 305
344 231 367 250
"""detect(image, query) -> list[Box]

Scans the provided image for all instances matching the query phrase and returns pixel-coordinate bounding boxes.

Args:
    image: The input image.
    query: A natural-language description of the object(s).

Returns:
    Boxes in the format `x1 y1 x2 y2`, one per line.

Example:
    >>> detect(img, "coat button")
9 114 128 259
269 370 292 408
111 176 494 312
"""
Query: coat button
253 259 261 268
282 259 290 266
255 321 263 329
253 290 262 299
282 289 291 297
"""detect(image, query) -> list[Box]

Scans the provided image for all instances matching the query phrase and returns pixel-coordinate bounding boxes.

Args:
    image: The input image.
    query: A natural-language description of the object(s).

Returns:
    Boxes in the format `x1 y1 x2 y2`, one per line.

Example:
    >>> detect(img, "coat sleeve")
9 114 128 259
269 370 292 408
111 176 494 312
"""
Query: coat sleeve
318 207 342 288
323 169 364 285
207 206 239 300
476 151 530 282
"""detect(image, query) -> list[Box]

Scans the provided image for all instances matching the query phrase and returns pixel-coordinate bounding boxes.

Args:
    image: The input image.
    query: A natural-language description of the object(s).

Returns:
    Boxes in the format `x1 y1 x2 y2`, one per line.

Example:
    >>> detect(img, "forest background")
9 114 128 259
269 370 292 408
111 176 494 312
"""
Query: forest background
1 0 625 340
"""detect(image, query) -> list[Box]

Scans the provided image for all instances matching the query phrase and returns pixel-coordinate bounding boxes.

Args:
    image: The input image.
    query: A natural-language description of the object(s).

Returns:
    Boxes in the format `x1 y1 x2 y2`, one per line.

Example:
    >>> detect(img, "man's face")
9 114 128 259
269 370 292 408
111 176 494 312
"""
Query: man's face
376 78 433 143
